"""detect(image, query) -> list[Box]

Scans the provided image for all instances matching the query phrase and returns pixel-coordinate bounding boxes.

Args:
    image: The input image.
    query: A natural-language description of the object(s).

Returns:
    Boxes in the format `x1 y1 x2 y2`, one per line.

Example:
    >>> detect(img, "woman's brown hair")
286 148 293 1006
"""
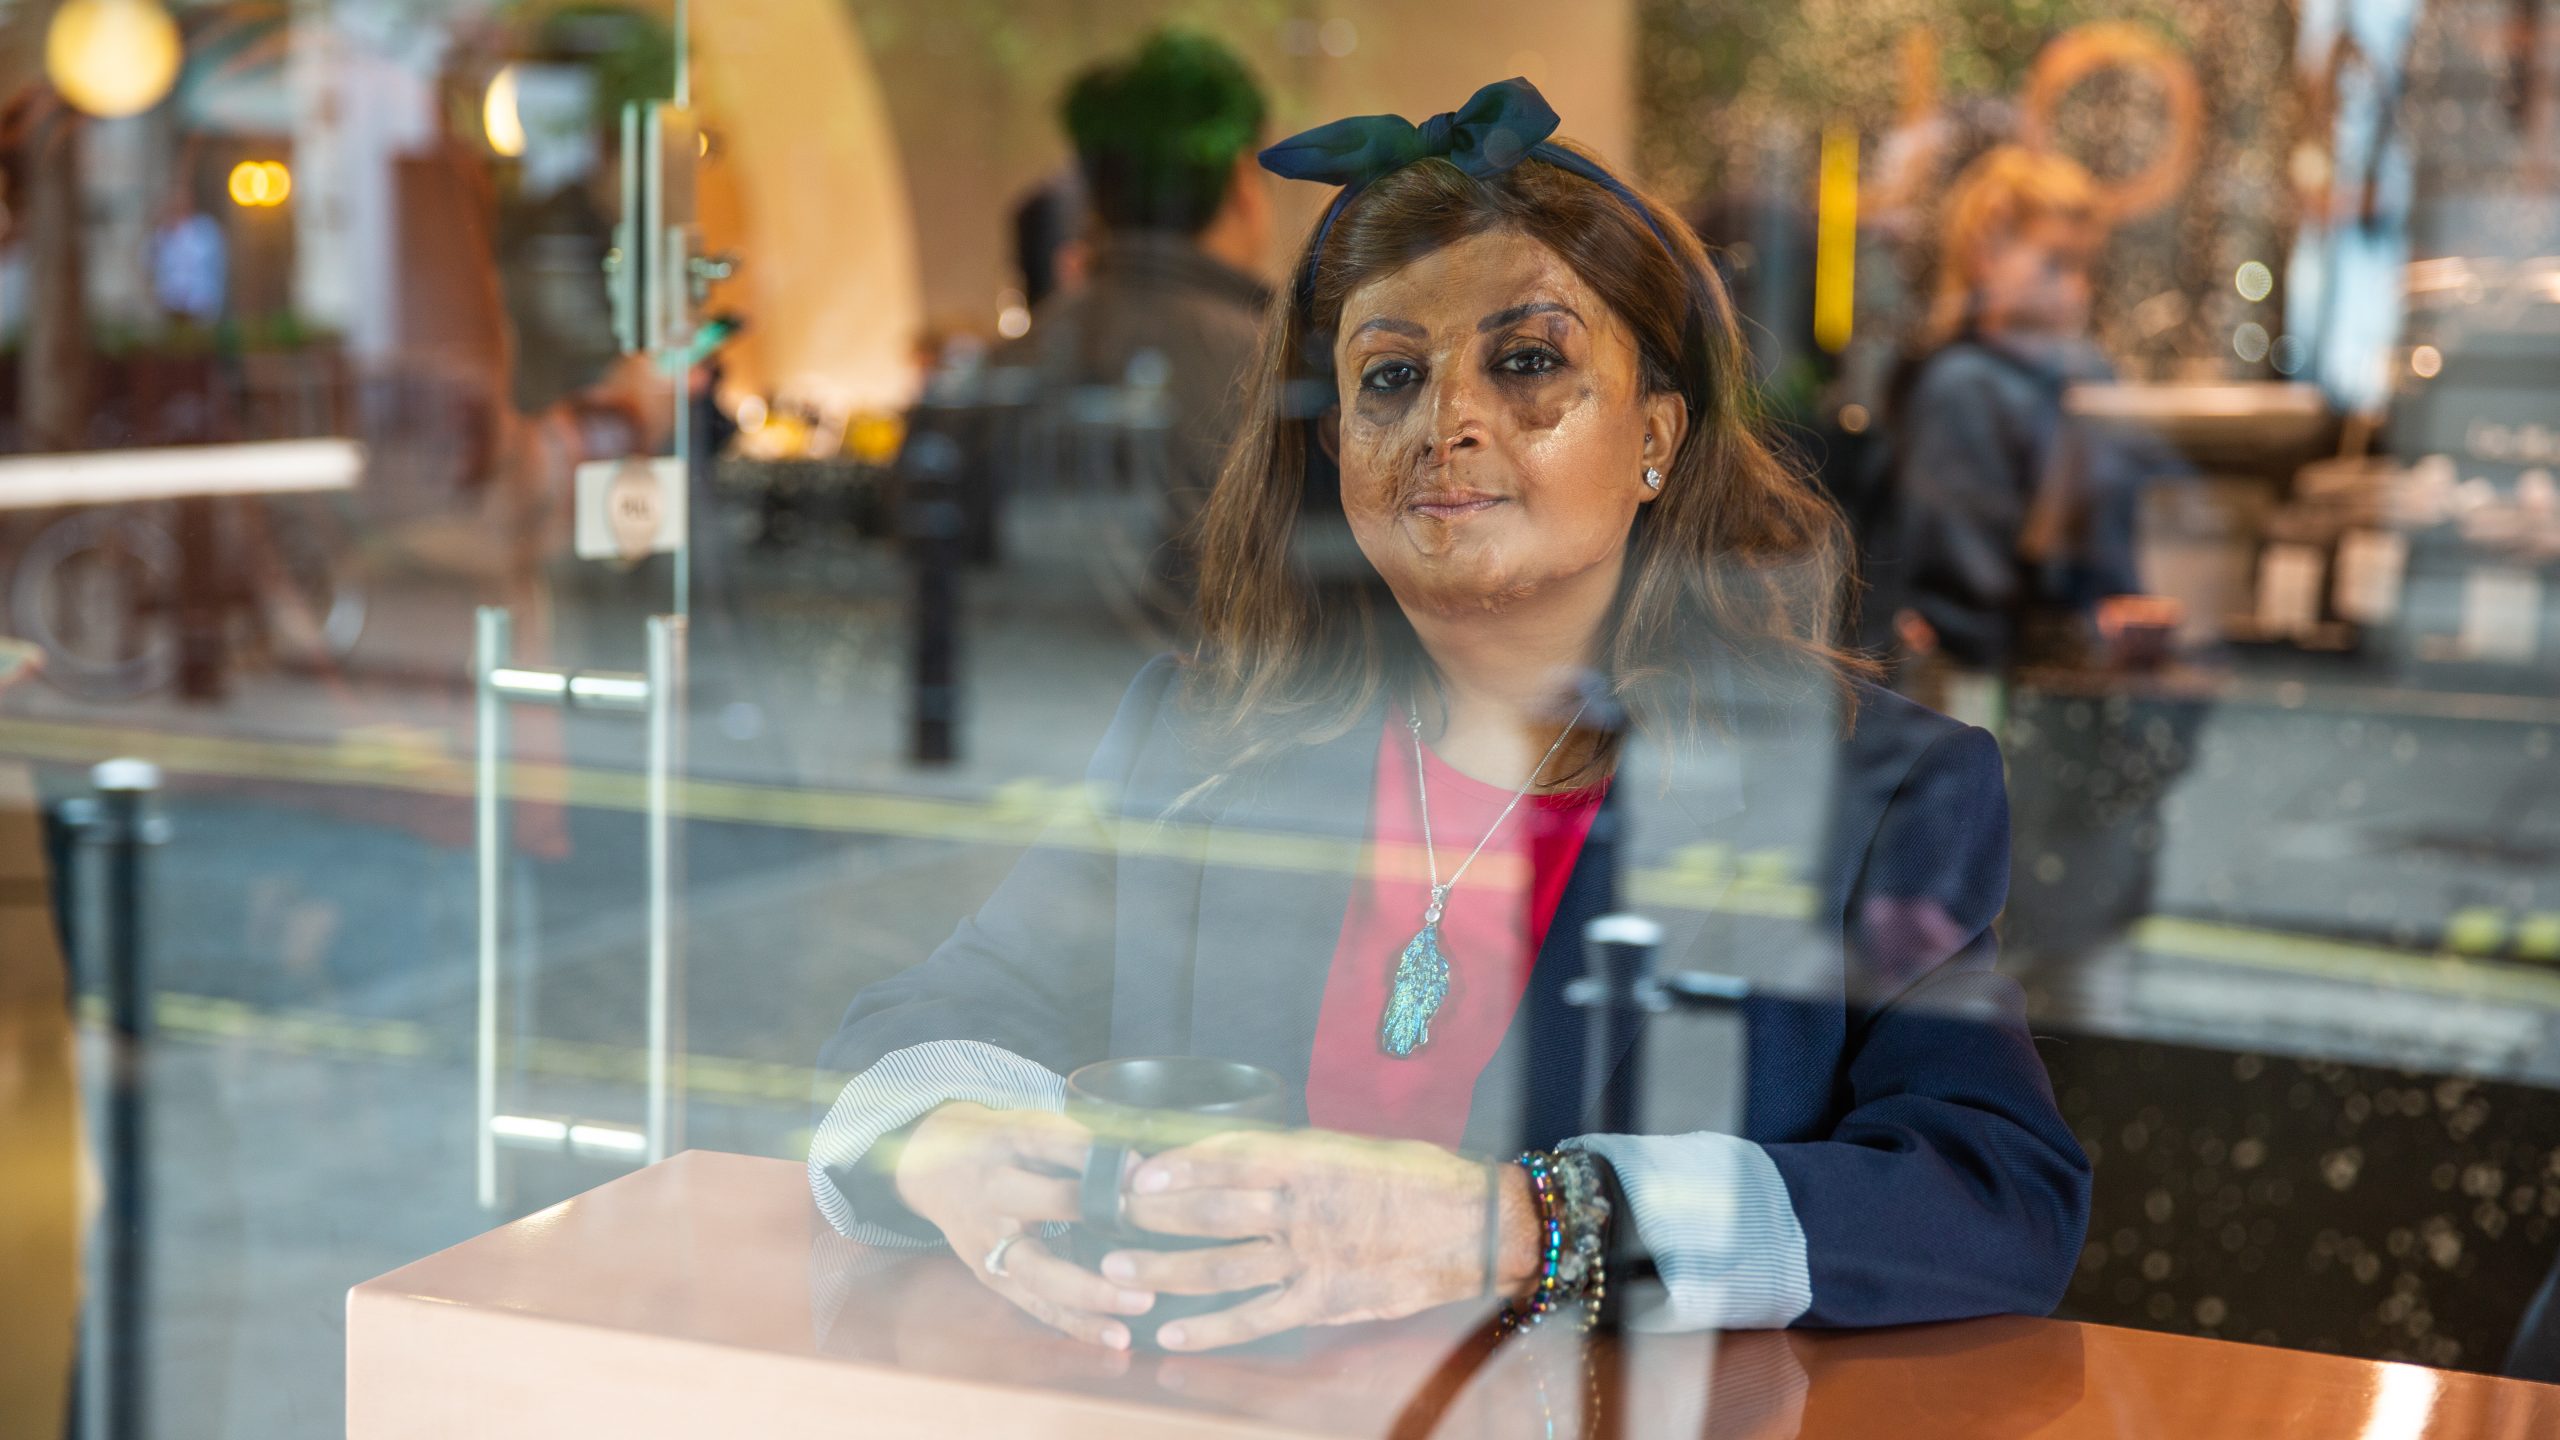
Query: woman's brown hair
1186 144 1868 779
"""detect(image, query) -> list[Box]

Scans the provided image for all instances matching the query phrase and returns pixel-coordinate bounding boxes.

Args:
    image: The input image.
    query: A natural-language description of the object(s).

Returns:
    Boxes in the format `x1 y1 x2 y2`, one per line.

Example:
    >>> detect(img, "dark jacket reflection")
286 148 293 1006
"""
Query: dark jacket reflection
819 657 2092 1329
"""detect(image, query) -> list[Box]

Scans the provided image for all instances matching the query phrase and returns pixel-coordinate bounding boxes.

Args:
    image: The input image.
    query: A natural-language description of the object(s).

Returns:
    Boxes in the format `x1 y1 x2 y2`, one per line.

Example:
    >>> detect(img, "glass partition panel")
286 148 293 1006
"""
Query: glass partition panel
3 3 2557 1437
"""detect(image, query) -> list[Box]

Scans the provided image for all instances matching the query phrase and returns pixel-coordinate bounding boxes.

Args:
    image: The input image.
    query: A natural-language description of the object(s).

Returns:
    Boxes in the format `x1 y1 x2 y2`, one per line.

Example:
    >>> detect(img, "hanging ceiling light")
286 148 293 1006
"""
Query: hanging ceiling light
45 0 183 119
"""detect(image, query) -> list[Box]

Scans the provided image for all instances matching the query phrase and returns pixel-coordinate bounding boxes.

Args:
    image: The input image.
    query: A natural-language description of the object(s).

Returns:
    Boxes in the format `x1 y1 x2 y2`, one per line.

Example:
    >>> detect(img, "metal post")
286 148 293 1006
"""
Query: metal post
1584 915 1663 1139
75 758 163 1440
644 614 687 1162
474 607 511 1210
1564 913 1751 1367
671 362 691 619
1580 912 1660 1440
907 429 963 765
173 497 227 702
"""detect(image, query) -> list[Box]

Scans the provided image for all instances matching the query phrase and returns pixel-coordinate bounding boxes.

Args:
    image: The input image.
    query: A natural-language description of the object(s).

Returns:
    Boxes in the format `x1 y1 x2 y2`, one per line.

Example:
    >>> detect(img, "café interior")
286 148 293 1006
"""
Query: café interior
4 0 2560 1436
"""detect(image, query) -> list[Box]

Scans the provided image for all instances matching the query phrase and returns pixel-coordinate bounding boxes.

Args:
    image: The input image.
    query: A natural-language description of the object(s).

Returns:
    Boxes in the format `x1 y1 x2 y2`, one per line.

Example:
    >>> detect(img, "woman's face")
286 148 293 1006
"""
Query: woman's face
1327 228 1683 621
1975 214 2097 338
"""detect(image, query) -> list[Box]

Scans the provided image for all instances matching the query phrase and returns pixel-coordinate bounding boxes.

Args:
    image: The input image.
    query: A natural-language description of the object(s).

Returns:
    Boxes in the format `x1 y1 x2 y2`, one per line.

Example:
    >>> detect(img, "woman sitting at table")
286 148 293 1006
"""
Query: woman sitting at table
809 80 2090 1353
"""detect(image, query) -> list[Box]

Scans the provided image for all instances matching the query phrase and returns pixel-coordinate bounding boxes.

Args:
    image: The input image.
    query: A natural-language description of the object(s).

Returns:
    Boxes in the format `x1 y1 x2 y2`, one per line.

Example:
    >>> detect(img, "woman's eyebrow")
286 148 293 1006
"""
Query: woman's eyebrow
1477 301 1581 333
1349 316 1427 341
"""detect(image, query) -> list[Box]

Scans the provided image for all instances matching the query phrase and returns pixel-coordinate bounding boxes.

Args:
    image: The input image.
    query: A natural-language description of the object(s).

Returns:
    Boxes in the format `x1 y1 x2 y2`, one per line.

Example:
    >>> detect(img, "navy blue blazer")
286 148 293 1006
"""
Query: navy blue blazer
819 656 2092 1328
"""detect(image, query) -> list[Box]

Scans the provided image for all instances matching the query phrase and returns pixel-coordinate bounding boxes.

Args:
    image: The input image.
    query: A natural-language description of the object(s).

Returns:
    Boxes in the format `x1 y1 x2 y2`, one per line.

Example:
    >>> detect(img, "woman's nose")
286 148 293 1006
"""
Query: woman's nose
1425 371 1489 464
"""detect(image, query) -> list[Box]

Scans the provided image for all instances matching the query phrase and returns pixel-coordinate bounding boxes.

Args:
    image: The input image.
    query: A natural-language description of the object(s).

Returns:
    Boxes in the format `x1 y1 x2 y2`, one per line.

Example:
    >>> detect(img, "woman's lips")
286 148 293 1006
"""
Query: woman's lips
1408 491 1506 520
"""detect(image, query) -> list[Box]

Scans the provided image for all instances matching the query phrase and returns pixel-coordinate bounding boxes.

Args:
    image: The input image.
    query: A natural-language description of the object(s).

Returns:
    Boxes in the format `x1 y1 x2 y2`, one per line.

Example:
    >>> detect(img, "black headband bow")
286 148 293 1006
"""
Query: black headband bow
1256 77 1676 310
1257 75 1555 187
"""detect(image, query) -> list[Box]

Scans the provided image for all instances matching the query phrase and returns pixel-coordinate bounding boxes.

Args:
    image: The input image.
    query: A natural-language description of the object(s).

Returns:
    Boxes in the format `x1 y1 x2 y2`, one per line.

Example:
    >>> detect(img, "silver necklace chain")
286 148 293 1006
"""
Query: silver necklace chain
1407 696 1591 926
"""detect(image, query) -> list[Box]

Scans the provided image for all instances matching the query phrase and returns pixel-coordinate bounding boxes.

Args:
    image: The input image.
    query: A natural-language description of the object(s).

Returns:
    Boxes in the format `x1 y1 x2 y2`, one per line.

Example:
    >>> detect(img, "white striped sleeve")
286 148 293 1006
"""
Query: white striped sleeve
1563 1131 1813 1331
806 1040 1068 1247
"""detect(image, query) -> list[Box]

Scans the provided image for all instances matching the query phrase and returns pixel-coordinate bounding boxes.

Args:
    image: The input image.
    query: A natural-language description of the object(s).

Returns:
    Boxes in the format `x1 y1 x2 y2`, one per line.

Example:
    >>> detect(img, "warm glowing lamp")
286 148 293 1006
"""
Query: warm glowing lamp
45 0 182 119
227 160 291 208
483 65 527 158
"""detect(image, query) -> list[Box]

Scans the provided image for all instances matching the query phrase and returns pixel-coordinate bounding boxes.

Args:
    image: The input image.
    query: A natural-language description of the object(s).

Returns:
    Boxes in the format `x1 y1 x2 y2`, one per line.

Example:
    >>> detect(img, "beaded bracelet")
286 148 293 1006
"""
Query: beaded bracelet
1549 1148 1610 1330
1495 1149 1609 1335
1495 1150 1566 1334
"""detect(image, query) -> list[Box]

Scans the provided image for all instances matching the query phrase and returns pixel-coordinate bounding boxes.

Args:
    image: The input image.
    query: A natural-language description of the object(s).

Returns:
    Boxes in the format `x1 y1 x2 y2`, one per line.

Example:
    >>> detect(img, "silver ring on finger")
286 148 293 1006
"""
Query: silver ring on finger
984 1231 1031 1278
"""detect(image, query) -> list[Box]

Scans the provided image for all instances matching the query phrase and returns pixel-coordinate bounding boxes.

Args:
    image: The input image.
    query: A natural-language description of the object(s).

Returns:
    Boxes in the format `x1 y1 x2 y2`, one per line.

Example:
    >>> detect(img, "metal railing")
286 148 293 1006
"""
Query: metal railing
55 759 169 1440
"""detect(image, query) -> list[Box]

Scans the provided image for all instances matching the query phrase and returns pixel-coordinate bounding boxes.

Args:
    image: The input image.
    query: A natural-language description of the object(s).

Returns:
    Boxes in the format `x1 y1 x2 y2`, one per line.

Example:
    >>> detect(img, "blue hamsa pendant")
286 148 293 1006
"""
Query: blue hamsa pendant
1378 921 1451 1057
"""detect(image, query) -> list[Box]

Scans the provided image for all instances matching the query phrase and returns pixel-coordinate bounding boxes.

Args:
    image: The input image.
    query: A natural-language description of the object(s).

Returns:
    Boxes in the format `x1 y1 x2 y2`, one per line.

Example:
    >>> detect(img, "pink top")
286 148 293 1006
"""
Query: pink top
1302 711 1606 1146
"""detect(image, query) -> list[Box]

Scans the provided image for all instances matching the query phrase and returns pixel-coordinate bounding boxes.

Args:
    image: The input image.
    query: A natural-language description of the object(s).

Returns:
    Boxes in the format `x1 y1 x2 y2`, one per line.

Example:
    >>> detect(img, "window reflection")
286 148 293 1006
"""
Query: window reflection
1 2 2558 1437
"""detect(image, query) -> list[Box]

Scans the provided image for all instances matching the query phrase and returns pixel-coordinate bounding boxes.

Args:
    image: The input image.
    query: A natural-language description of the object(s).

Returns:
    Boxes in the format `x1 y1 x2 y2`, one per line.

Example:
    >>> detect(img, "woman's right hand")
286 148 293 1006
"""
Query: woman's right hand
893 1101 1157 1349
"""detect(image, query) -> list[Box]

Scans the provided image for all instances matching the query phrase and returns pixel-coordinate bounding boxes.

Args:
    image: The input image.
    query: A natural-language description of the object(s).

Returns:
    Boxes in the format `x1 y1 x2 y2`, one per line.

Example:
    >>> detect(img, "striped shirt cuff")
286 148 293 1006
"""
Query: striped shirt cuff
806 1040 1067 1247
1564 1131 1813 1331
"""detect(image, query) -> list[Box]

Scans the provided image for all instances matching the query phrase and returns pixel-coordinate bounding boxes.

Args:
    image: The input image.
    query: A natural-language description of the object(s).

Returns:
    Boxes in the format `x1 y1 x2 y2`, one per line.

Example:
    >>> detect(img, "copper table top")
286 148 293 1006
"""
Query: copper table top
347 1150 2560 1438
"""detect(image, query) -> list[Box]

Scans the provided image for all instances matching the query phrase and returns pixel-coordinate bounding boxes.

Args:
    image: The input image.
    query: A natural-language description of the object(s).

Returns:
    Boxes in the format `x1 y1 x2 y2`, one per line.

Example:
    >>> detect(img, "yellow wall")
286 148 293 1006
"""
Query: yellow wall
690 0 923 413
854 0 1639 332
535 0 1635 410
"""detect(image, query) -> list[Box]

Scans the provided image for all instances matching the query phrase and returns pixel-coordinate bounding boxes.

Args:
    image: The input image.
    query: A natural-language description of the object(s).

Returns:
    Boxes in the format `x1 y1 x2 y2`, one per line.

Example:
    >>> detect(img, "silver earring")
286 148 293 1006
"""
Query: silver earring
1643 466 1664 491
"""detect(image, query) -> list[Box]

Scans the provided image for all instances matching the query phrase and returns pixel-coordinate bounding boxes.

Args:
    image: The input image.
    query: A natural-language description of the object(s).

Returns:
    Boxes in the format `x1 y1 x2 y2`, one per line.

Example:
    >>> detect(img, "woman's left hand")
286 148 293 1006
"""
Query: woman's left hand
1103 1128 1517 1352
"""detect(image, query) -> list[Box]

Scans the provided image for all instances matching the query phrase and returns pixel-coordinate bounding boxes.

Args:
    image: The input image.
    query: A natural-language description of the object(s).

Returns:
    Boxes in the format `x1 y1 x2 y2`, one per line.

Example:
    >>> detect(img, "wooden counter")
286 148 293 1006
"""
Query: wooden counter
347 1151 2560 1438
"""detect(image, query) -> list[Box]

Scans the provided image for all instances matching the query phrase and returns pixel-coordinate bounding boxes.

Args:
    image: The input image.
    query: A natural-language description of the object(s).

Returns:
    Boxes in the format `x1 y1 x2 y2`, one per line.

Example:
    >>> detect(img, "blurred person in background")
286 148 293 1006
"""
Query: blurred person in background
972 29 1274 623
1826 94 2018 660
1891 145 2146 705
1886 144 2193 986
924 174 1092 567
899 30 1270 630
1011 172 1091 313
149 187 227 331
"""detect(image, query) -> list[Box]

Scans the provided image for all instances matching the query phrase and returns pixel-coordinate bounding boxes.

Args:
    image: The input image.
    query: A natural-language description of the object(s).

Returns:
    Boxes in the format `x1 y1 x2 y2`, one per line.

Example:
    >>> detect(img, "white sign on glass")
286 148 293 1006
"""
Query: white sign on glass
574 456 687 563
